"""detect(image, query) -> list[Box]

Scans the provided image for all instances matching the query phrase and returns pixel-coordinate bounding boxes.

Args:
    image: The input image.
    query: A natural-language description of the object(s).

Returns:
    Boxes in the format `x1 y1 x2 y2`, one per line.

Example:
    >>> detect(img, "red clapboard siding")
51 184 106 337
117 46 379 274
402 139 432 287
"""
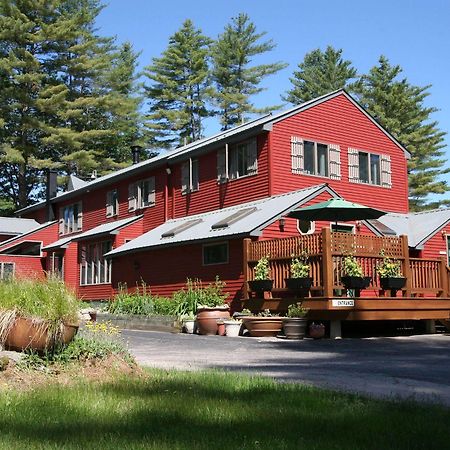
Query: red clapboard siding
172 134 269 218
0 255 45 279
421 223 450 260
111 239 244 303
270 93 409 213
63 241 79 294
0 222 58 253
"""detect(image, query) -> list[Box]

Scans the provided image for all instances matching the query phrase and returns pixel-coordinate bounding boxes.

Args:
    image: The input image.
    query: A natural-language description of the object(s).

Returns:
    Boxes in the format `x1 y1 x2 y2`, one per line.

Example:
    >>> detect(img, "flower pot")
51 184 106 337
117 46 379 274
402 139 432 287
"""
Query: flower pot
242 316 283 337
4 316 78 352
196 307 230 335
283 317 308 339
309 323 325 339
380 277 407 291
217 320 226 336
223 320 242 337
248 280 273 294
285 277 313 293
183 320 196 334
341 276 371 290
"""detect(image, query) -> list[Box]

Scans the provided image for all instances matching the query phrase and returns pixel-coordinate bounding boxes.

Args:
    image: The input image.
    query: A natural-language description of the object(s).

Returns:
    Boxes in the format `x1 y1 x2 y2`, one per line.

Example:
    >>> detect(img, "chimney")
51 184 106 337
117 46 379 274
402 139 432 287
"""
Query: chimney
46 169 58 221
131 145 143 165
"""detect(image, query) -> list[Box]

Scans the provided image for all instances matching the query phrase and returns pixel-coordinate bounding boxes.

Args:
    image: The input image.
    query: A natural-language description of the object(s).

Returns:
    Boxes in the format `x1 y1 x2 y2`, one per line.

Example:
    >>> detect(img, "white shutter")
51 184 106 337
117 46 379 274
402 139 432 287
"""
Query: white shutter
58 207 64 235
77 202 83 230
348 148 360 183
291 137 304 174
217 148 227 183
381 154 392 188
148 177 156 206
128 183 137 211
181 161 189 195
246 138 258 175
328 144 341 180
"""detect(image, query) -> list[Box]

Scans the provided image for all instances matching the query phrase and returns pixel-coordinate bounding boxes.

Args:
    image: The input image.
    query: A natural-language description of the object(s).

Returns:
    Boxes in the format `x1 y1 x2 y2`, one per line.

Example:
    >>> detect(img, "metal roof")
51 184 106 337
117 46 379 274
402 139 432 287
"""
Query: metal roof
0 221 56 253
106 184 337 258
41 235 73 251
0 217 39 235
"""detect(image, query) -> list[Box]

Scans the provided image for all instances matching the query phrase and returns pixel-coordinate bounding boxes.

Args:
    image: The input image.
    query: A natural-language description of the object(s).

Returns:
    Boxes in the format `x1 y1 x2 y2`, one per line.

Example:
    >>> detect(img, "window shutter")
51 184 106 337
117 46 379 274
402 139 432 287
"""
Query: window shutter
217 148 227 183
348 148 360 183
77 202 83 230
328 144 341 180
148 177 156 206
381 154 392 188
128 183 137 211
191 159 199 191
291 137 304 174
58 207 64 235
106 192 113 217
247 139 258 175
181 161 189 195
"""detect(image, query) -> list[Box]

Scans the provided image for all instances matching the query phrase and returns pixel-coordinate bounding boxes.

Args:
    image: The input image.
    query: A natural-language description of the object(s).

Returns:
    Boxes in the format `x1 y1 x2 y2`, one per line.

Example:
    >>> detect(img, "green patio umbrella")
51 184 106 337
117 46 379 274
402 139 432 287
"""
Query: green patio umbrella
288 197 387 222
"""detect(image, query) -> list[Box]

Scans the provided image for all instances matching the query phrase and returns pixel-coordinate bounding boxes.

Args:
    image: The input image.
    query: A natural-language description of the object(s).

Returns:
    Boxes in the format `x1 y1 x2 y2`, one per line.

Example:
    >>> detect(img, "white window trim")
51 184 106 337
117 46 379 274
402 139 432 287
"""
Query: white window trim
181 158 199 195
0 262 15 280
1 240 43 258
218 138 258 184
297 220 316 235
357 151 382 186
59 202 83 235
106 189 119 218
50 252 64 278
79 241 112 286
137 178 156 209
348 147 391 188
202 241 229 266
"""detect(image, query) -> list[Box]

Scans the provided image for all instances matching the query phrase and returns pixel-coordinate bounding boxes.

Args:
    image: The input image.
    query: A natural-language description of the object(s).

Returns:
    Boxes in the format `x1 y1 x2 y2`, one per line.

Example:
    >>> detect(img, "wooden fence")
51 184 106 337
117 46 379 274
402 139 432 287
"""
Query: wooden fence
243 228 450 299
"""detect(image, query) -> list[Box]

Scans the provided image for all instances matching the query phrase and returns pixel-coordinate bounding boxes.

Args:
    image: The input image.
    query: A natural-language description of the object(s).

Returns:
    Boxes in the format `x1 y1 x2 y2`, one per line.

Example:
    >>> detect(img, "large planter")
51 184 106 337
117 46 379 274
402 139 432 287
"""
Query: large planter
196 307 230 335
183 319 196 334
242 316 283 337
4 316 78 352
223 320 242 337
341 276 371 290
285 277 313 293
248 280 273 294
309 323 325 339
380 277 407 291
283 317 308 339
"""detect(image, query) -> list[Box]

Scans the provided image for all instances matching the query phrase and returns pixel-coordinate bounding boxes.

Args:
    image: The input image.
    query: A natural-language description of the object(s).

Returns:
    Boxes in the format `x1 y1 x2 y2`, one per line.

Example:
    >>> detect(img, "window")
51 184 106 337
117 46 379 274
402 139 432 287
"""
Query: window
348 148 391 187
50 252 64 278
217 138 257 183
106 189 119 217
203 242 229 265
2 241 41 256
80 241 112 285
0 262 14 280
331 223 355 233
59 202 82 235
181 158 199 195
291 137 341 180
128 177 155 211
297 220 315 235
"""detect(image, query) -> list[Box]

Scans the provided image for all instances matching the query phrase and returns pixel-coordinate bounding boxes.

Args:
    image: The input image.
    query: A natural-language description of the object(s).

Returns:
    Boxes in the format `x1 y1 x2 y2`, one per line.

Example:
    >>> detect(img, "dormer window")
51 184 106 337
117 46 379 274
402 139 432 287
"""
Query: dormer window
217 138 258 183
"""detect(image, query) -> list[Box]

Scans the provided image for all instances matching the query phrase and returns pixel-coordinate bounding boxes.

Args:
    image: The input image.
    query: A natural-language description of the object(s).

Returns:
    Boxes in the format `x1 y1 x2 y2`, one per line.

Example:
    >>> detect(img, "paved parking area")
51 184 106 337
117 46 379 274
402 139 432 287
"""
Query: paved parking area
122 330 450 406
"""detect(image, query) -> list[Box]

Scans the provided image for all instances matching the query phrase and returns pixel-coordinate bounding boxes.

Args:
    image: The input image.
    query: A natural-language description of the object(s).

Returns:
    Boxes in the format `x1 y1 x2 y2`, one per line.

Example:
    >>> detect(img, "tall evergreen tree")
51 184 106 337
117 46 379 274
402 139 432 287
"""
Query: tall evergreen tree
285 46 357 104
143 19 211 149
211 13 287 130
354 56 448 210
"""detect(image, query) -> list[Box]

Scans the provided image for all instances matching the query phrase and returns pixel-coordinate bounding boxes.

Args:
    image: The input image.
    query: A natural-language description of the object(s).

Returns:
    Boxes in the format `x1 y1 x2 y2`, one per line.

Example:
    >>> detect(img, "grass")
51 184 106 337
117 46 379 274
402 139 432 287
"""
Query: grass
0 369 448 450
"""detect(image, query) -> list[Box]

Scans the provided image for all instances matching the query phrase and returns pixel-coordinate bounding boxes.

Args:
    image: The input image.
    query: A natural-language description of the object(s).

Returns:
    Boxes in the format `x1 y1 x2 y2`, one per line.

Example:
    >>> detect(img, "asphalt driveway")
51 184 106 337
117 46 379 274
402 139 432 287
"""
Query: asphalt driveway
122 330 450 406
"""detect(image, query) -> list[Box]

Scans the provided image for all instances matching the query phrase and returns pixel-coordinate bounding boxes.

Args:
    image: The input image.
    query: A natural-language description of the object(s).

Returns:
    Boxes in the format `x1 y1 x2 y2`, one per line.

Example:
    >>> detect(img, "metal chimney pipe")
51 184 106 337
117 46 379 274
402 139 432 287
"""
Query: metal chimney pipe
131 145 143 165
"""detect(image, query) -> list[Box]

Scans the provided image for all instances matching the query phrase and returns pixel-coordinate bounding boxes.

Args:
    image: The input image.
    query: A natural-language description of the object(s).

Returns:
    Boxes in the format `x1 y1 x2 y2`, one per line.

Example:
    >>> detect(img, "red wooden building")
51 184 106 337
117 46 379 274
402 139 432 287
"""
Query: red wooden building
1 89 450 324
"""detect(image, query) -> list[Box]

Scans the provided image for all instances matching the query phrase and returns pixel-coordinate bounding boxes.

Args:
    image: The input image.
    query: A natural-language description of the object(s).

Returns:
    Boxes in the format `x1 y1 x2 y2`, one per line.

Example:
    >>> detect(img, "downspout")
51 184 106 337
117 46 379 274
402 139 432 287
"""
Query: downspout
267 131 273 197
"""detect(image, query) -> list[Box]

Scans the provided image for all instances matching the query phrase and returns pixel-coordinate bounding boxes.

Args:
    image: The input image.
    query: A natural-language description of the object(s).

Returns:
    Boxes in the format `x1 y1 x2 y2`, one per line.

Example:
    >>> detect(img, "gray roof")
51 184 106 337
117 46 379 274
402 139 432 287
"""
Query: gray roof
41 216 142 251
0 217 39 235
0 221 56 252
106 184 337 258
17 90 410 216
371 208 450 248
68 175 88 191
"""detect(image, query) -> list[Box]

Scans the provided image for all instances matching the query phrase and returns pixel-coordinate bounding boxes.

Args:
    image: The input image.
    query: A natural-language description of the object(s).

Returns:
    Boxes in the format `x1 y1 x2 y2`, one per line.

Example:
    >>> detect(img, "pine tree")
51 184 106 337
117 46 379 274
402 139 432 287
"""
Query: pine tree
354 56 448 210
285 46 357 104
143 19 211 149
211 13 287 130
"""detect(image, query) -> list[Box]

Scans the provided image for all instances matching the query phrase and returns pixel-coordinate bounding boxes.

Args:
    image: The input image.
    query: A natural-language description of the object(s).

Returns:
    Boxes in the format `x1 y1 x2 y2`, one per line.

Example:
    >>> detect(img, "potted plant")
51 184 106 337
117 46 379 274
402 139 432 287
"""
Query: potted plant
309 322 325 339
285 252 313 293
223 317 242 337
241 309 283 337
377 253 406 295
341 255 371 291
180 313 196 334
283 302 309 339
248 255 273 294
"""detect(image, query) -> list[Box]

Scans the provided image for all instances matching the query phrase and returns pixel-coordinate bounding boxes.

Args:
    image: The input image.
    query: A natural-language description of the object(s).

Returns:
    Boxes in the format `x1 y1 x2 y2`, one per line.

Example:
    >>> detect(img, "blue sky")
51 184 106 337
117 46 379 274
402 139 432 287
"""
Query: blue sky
96 0 450 198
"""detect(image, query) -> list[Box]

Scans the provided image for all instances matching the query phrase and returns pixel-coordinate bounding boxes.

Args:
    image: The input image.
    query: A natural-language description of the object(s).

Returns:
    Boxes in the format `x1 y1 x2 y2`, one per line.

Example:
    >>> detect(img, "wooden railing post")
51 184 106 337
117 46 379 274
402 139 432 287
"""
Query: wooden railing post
242 238 251 300
401 235 411 297
438 256 448 297
322 228 333 298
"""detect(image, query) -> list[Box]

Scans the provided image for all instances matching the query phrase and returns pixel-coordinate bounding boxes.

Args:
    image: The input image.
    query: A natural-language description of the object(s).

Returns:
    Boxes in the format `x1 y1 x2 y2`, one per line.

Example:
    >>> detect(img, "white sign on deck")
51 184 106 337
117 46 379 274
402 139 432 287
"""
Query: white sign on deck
332 299 355 307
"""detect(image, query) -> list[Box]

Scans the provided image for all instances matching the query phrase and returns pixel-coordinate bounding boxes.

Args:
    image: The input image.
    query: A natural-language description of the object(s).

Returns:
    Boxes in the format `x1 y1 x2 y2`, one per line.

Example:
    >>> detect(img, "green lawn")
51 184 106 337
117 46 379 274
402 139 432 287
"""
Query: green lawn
0 369 448 450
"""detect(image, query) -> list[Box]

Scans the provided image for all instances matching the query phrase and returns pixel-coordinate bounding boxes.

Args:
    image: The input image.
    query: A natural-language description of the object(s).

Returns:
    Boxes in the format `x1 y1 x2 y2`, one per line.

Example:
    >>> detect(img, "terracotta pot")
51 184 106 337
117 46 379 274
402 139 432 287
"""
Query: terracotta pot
4 316 79 352
217 320 226 336
242 316 283 337
309 323 325 339
196 307 230 335
283 317 308 339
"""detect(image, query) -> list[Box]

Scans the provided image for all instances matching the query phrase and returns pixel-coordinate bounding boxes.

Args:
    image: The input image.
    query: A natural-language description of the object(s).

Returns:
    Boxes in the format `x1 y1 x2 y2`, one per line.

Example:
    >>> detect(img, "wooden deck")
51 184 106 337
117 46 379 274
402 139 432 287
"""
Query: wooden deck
242 229 450 321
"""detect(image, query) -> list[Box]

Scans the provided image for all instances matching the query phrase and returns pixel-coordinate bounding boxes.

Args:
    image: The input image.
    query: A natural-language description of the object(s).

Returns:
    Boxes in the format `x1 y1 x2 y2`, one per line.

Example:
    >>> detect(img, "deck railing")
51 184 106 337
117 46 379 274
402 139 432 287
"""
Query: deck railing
243 228 449 299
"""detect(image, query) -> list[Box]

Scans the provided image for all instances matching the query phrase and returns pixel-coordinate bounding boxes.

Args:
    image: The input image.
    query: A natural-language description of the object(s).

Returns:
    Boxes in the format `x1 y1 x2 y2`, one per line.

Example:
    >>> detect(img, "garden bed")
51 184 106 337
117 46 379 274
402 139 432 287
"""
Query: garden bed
96 312 178 332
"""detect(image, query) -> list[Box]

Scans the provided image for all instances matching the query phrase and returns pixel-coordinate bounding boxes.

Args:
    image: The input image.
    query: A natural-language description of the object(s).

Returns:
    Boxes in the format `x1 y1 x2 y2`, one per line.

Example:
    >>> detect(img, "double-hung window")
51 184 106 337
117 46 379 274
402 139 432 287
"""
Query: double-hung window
106 189 119 217
291 137 341 180
59 202 82 235
128 177 155 211
181 158 199 195
80 241 112 285
348 148 391 187
0 262 14 280
217 138 258 183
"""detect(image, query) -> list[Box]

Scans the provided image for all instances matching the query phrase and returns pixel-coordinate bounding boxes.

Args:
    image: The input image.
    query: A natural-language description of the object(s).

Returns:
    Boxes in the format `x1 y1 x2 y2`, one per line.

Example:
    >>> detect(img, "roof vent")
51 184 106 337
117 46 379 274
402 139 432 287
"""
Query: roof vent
211 207 257 230
161 219 203 239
